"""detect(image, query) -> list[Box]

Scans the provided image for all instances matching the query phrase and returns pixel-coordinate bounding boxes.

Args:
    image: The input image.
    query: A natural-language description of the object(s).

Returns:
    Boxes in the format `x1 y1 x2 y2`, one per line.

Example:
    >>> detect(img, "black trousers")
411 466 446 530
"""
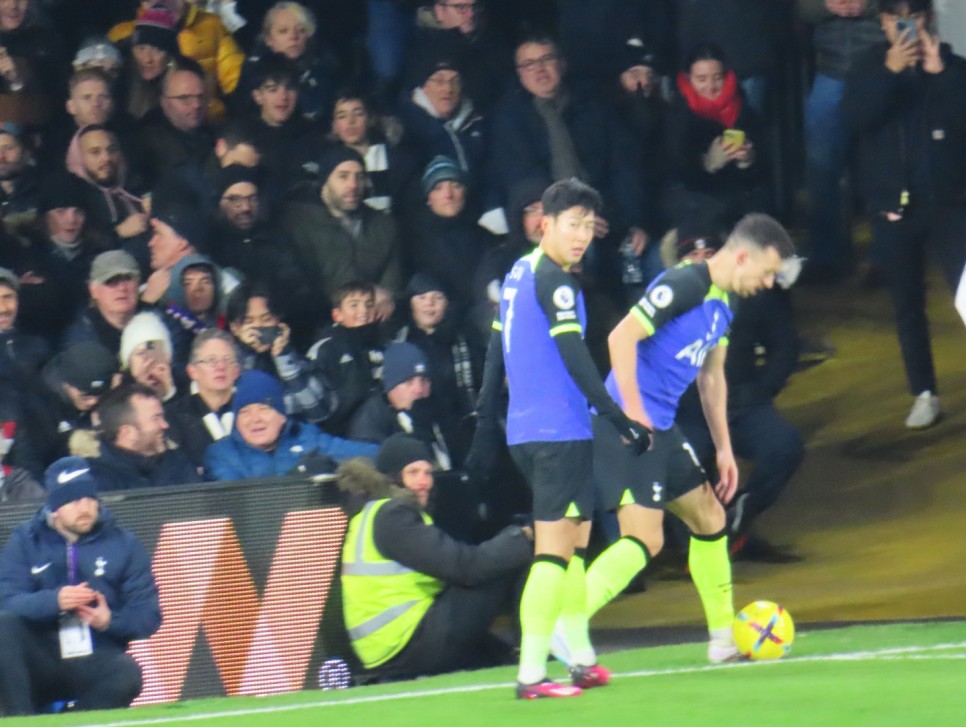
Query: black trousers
872 205 966 395
374 571 523 681
0 612 142 716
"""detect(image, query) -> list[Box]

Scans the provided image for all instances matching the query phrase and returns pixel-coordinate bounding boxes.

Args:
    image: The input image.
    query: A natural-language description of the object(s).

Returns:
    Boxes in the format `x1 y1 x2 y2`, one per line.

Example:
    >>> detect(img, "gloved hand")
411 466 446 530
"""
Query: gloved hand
614 417 652 455
288 449 338 477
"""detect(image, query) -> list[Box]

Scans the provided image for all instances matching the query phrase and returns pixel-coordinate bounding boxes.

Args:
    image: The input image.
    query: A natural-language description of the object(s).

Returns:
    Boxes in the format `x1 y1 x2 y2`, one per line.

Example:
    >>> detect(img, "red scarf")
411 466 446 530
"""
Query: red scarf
676 69 742 129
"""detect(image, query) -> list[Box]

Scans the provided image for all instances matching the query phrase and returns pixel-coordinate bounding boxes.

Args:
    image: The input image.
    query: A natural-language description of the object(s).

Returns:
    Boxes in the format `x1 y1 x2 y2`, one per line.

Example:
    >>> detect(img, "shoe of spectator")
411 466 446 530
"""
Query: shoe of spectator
905 391 940 429
708 628 741 664
516 679 582 699
569 663 611 689
548 623 571 667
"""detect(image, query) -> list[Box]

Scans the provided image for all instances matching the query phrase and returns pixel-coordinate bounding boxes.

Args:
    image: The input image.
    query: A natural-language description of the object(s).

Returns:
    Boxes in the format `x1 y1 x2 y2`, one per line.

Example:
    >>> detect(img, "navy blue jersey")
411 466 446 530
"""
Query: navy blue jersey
499 248 590 444
606 262 733 430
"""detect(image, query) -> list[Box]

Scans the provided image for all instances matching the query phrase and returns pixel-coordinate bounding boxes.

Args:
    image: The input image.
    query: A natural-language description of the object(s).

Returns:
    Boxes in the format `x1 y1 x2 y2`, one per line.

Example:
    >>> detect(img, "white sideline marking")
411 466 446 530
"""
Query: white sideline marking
76 641 966 727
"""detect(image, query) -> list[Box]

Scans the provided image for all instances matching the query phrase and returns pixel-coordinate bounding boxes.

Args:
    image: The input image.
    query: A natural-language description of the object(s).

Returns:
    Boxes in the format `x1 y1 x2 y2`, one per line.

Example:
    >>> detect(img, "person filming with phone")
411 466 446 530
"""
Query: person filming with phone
665 44 771 230
841 0 966 429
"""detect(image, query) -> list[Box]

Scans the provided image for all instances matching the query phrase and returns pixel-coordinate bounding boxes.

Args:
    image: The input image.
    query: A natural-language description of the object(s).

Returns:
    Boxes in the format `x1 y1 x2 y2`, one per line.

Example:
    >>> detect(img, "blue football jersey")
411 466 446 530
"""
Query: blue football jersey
606 262 734 430
499 248 591 444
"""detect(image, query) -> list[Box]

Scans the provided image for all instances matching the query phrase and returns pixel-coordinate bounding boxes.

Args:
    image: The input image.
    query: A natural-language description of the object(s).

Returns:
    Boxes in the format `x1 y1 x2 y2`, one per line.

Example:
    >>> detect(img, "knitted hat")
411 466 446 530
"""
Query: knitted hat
45 342 118 396
233 370 285 416
410 49 460 89
89 250 140 284
317 145 364 183
153 204 210 252
119 311 173 370
405 272 445 298
45 456 99 511
381 342 428 393
214 164 261 199
73 36 123 70
0 267 18 293
675 218 722 259
375 434 432 482
617 36 656 74
0 122 22 143
421 155 463 197
131 5 179 55
38 173 89 214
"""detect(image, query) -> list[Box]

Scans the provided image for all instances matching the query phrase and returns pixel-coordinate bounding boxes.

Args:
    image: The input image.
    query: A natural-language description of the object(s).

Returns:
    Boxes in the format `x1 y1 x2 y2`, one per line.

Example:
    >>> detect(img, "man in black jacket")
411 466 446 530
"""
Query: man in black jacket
842 0 966 429
339 435 532 680
89 383 200 490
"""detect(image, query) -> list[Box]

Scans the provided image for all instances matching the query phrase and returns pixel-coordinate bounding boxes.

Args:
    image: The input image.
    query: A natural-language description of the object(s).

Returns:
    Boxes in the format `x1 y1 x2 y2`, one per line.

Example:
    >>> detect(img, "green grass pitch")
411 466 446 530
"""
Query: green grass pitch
13 621 966 727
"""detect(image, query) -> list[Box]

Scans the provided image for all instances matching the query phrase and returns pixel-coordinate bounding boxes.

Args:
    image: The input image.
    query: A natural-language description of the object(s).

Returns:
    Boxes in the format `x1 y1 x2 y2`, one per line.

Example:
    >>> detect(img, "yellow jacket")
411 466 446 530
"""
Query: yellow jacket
109 4 244 123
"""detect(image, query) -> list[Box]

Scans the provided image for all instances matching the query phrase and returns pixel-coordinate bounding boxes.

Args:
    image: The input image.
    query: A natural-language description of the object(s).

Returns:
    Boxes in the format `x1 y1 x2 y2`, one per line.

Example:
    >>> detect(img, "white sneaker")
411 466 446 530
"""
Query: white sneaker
549 622 572 667
905 391 941 429
708 627 741 664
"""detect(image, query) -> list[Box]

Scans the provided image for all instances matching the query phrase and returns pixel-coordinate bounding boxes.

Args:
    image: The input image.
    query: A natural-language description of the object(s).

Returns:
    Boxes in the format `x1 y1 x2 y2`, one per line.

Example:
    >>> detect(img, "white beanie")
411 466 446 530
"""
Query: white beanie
119 312 173 370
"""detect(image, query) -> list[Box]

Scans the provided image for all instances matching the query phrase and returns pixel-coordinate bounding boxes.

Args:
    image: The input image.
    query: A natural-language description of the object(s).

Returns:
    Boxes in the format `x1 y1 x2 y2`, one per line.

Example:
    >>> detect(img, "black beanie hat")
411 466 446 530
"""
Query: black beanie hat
376 434 432 482
317 145 365 183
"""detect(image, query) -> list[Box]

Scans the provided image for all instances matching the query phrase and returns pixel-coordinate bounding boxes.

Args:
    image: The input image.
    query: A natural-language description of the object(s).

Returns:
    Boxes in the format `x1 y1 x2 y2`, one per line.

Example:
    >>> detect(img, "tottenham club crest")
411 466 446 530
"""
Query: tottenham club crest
553 285 575 310
94 557 107 577
649 285 674 309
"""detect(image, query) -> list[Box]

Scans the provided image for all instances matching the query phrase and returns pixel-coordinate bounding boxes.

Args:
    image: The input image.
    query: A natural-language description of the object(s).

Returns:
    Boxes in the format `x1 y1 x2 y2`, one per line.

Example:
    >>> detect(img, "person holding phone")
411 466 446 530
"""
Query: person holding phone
665 44 771 230
841 0 966 429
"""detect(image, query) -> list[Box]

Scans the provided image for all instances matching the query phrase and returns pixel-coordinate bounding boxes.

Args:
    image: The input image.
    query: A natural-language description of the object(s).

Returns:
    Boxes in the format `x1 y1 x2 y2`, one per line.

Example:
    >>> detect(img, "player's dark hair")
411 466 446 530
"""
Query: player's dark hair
726 213 796 259
331 280 375 308
879 0 931 15
541 178 602 217
96 382 159 444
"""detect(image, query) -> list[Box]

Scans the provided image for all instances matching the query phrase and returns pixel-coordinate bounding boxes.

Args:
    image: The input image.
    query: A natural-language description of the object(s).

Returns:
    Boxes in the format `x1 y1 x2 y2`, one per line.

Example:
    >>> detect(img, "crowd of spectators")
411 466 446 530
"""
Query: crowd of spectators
0 1 960 517
0 0 961 712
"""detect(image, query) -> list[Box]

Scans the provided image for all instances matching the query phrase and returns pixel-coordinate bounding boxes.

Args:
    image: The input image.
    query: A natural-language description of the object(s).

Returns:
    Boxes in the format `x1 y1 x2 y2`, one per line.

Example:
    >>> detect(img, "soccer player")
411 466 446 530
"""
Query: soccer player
556 213 797 664
476 178 649 698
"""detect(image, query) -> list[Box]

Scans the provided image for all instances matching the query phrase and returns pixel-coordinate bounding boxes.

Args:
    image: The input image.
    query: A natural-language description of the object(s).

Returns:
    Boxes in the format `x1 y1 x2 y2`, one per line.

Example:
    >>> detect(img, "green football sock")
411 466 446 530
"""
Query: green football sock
689 530 735 632
517 555 568 684
585 536 650 617
558 550 595 667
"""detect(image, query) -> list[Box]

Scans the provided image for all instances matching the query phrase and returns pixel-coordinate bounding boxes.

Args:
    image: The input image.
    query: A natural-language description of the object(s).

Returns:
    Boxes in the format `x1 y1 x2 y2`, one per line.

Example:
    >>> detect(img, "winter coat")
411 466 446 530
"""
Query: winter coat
109 4 244 123
280 198 403 306
842 44 966 214
89 439 201 491
204 418 378 482
0 506 161 651
798 0 884 80
490 84 644 233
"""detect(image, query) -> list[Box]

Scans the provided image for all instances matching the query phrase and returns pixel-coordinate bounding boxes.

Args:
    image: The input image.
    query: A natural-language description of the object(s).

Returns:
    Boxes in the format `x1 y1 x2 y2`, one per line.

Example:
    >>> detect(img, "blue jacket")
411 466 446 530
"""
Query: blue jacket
0 505 161 651
204 418 379 482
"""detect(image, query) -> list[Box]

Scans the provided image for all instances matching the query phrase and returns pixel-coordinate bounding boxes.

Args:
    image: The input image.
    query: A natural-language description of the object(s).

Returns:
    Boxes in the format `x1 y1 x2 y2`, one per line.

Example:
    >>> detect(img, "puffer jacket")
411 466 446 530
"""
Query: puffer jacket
204 418 378 482
109 5 244 123
0 505 161 650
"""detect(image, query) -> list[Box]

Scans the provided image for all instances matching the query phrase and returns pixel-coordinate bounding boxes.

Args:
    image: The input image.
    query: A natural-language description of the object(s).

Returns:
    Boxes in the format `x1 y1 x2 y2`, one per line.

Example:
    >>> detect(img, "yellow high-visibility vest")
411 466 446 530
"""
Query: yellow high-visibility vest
341 499 444 668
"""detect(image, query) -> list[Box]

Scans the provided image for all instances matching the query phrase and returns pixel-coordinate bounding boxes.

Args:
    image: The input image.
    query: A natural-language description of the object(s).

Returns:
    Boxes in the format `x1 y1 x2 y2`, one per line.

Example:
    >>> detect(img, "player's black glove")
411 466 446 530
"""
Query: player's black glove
619 419 652 455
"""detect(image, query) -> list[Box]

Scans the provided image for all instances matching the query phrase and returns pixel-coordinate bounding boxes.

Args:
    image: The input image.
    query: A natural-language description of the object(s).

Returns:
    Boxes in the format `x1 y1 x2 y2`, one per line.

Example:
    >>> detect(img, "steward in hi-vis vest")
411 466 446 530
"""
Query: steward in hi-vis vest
336 439 532 680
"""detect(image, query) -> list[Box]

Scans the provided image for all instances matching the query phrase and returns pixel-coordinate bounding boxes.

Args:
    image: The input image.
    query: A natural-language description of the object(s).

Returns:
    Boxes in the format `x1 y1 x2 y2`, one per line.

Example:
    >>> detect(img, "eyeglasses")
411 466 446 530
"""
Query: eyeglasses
193 357 239 369
222 193 259 207
165 93 205 105
439 2 477 13
516 53 558 72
